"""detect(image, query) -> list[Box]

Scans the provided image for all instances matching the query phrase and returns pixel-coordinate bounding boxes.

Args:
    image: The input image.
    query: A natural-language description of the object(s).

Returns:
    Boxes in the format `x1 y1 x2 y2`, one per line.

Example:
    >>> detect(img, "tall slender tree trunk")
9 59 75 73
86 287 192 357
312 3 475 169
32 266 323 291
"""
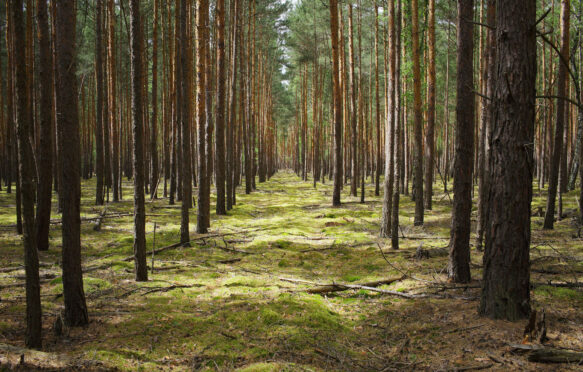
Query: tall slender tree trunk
95 0 105 205
348 5 358 197
448 0 475 284
35 0 54 252
374 2 381 197
544 0 570 229
12 0 42 348
179 0 192 244
391 0 402 250
227 0 239 210
411 0 424 226
197 0 209 233
56 0 89 326
480 0 535 321
330 0 342 207
215 0 227 215
108 0 119 203
150 0 159 199
424 0 436 210
476 1 496 251
381 0 396 238
129 0 148 282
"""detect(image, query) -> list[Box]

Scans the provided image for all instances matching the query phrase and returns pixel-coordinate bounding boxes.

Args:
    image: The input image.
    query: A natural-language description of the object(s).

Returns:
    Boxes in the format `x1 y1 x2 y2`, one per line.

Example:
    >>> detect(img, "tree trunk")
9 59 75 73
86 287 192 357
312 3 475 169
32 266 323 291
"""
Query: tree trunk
330 0 342 207
448 0 475 284
479 0 535 321
226 0 239 210
95 0 105 205
197 0 209 233
544 0 570 229
391 0 402 250
108 0 119 203
348 5 358 197
179 0 192 244
381 0 396 238
424 0 436 210
215 0 227 215
150 0 159 200
374 2 381 197
12 0 42 348
129 0 148 282
35 0 54 252
56 0 89 326
476 1 496 251
411 0 424 226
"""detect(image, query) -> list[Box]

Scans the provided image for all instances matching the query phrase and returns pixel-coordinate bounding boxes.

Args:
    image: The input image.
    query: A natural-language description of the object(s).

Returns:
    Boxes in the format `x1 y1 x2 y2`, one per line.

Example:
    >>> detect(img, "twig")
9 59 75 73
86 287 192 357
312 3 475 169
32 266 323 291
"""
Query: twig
141 284 195 296
279 277 429 299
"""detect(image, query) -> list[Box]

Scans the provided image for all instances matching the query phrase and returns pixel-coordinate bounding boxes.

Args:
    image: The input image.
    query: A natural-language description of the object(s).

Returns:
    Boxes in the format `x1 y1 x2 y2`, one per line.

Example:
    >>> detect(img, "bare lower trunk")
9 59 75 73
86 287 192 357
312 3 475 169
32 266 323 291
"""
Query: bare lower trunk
129 0 148 282
56 0 89 326
448 0 475 284
13 0 42 348
480 0 535 321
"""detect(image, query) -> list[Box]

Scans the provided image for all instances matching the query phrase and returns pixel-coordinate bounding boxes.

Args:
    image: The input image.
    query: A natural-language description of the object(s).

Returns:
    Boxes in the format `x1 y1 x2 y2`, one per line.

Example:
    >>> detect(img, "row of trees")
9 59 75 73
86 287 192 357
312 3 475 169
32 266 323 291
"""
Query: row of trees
284 0 582 231
0 0 286 348
306 0 578 320
1 0 583 348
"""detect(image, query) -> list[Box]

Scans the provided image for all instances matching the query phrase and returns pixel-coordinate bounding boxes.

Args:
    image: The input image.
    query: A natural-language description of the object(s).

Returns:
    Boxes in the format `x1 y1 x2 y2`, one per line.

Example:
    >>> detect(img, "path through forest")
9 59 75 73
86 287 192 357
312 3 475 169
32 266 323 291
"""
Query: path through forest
1 171 582 371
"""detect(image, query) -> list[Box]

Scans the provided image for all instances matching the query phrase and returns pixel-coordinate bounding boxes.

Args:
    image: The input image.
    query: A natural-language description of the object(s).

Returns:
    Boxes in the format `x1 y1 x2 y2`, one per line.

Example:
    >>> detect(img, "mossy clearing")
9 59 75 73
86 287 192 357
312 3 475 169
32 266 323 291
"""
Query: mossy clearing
0 171 581 371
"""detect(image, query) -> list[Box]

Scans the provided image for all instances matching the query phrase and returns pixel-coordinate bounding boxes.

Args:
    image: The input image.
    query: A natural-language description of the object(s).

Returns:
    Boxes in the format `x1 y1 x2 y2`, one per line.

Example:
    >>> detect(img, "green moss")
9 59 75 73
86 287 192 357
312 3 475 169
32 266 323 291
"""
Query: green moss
341 274 361 282
273 239 292 249
278 259 291 267
535 285 583 301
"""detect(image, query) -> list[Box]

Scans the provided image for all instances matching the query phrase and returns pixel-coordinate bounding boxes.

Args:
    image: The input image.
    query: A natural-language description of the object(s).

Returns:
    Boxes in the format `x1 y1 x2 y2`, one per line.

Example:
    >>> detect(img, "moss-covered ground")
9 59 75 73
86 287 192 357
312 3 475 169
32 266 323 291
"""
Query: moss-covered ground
0 171 582 371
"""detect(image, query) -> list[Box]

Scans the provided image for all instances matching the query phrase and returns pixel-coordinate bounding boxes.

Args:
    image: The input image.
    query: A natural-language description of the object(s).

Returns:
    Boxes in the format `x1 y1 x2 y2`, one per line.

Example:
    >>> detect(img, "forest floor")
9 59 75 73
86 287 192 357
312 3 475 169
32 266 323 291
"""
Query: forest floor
0 171 582 371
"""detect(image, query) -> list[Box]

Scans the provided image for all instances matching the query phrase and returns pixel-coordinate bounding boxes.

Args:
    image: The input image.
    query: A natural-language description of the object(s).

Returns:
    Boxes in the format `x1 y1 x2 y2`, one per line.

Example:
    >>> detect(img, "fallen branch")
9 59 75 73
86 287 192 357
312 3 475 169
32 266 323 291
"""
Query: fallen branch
510 343 583 364
120 227 273 262
283 276 406 294
453 363 493 371
92 205 108 231
415 246 449 259
141 284 196 296
532 281 583 288
279 277 426 299
122 242 183 262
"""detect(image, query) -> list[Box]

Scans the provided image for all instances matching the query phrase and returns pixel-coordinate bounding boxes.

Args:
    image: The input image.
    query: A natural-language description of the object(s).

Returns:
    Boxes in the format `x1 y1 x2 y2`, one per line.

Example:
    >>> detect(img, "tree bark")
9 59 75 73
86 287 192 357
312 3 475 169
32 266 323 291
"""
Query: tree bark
12 0 42 348
348 5 358 197
35 0 54 252
411 0 424 226
95 0 105 205
374 2 381 197
56 0 89 326
215 0 227 215
448 0 475 284
129 0 148 282
424 0 436 210
150 0 159 200
197 0 209 233
476 1 496 251
479 0 535 321
330 0 343 207
544 0 570 229
381 0 396 238
179 0 192 244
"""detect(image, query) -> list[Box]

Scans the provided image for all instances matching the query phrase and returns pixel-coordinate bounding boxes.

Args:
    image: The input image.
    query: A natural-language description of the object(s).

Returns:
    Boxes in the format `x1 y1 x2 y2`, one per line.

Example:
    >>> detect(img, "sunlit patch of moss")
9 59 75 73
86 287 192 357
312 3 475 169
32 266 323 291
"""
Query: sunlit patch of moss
278 259 291 268
534 285 583 302
1 171 581 370
341 274 361 282
224 276 268 288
